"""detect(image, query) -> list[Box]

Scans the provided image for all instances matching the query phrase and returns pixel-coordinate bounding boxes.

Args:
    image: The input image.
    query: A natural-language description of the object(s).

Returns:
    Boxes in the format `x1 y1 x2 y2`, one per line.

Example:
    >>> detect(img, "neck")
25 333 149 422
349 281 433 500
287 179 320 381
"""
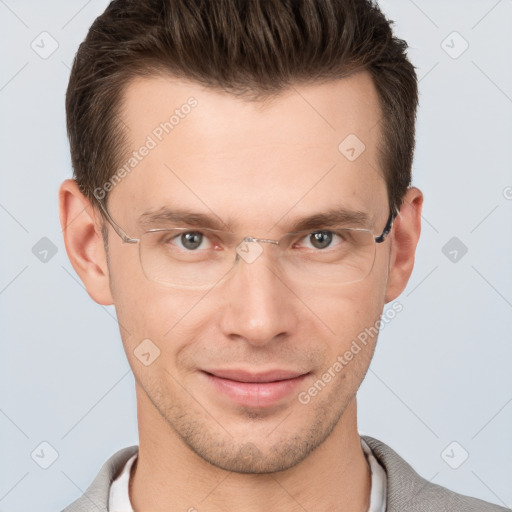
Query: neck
130 388 371 512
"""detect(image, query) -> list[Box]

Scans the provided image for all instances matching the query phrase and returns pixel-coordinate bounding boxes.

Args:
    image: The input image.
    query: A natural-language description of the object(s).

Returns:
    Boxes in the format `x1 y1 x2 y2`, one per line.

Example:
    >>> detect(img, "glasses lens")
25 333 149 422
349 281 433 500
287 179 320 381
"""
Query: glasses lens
139 229 234 287
139 227 377 288
279 228 376 286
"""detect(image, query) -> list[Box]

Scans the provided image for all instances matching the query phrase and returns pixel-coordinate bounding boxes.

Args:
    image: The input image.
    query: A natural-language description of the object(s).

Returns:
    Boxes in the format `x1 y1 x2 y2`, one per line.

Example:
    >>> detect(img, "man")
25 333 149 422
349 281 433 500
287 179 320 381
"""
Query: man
58 0 507 511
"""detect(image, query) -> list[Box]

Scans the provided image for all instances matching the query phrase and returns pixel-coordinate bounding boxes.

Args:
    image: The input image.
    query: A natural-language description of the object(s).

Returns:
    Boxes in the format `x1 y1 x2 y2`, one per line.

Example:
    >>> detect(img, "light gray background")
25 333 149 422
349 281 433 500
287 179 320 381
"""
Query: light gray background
1 1 511 510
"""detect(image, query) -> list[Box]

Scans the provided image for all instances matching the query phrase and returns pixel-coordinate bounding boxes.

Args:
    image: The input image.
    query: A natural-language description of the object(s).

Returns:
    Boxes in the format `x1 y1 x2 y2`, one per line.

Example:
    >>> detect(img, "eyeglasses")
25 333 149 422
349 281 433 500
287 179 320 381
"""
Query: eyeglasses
98 202 399 289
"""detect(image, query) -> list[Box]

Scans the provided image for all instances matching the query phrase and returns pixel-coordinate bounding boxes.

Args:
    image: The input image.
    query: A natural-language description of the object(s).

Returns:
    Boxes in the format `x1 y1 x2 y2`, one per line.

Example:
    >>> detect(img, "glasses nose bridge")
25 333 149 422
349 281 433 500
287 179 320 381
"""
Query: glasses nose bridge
243 236 280 245
232 235 282 268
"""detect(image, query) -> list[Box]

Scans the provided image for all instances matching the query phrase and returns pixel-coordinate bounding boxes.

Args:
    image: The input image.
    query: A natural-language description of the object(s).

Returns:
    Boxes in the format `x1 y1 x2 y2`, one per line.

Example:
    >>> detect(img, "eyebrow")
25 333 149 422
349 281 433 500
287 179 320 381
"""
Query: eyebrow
138 206 371 232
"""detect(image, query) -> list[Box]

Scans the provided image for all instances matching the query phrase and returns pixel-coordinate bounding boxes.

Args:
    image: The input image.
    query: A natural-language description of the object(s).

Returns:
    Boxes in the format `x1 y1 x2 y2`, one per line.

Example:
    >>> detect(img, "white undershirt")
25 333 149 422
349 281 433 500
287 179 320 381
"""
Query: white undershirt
109 438 386 511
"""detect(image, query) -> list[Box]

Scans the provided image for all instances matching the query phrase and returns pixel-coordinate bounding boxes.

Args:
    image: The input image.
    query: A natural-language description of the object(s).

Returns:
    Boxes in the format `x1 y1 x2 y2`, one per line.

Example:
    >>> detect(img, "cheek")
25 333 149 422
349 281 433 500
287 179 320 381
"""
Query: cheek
296 276 387 387
109 273 213 385
108 247 149 325
301 272 385 340
106 244 191 345
312 286 384 400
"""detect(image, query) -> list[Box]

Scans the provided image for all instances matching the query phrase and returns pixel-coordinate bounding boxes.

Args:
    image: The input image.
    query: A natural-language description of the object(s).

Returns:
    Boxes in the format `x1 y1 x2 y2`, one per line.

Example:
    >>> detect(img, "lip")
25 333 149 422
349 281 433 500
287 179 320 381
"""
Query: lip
200 369 310 408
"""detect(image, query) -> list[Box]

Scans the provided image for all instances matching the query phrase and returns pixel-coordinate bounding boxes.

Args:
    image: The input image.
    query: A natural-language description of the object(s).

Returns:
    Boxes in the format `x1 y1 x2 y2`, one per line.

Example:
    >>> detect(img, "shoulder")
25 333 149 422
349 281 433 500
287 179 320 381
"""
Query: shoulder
60 445 139 512
362 435 509 512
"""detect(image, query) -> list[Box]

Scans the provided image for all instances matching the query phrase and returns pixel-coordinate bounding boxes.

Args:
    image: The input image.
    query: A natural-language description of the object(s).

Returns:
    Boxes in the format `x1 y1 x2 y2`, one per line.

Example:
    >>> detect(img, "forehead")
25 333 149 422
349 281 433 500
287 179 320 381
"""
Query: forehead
111 72 387 232
120 72 382 148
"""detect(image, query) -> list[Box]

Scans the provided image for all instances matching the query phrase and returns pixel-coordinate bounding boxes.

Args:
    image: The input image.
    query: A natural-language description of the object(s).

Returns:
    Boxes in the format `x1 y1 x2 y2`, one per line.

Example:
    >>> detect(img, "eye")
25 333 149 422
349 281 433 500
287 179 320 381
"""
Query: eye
168 231 213 251
300 230 342 250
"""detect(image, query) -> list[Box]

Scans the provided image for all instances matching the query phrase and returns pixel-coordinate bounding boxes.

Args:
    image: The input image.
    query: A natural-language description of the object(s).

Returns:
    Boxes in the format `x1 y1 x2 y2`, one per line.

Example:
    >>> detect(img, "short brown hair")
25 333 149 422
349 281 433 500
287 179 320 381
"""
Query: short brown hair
66 0 418 217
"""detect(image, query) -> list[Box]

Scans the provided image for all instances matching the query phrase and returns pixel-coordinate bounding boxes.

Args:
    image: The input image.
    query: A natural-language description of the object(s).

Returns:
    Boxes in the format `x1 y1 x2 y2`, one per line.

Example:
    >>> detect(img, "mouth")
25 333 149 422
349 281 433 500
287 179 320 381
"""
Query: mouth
200 368 310 408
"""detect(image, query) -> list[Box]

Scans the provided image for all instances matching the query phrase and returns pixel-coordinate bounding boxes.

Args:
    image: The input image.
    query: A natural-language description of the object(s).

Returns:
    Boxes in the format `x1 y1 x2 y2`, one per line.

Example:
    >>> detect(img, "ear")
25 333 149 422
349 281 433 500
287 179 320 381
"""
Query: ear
384 187 424 303
58 179 114 305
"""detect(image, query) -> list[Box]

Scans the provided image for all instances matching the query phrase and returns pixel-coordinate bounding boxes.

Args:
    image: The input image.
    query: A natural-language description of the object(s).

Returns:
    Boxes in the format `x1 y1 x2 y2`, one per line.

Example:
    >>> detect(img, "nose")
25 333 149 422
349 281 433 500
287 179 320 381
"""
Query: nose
218 241 299 347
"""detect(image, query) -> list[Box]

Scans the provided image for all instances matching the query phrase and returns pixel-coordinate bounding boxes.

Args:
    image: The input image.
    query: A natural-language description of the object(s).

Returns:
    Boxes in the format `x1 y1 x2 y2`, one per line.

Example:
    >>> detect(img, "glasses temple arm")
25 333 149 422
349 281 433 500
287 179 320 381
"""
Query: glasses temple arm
375 205 401 243
97 201 139 244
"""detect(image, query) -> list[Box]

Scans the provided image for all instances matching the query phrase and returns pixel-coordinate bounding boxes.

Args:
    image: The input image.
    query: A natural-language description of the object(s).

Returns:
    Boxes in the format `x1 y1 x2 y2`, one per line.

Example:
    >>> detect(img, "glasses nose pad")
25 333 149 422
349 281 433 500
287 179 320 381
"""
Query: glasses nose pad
235 238 264 264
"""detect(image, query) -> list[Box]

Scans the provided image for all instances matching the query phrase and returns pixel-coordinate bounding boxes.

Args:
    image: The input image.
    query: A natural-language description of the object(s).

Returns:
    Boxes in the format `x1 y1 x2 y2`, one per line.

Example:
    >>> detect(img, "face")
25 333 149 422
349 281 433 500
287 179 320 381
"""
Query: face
98 72 394 473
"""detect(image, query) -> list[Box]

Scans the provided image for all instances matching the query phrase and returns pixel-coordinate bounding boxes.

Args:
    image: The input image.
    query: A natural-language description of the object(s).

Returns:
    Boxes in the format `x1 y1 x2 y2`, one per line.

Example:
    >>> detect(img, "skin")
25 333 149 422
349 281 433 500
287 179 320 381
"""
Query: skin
59 71 423 511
